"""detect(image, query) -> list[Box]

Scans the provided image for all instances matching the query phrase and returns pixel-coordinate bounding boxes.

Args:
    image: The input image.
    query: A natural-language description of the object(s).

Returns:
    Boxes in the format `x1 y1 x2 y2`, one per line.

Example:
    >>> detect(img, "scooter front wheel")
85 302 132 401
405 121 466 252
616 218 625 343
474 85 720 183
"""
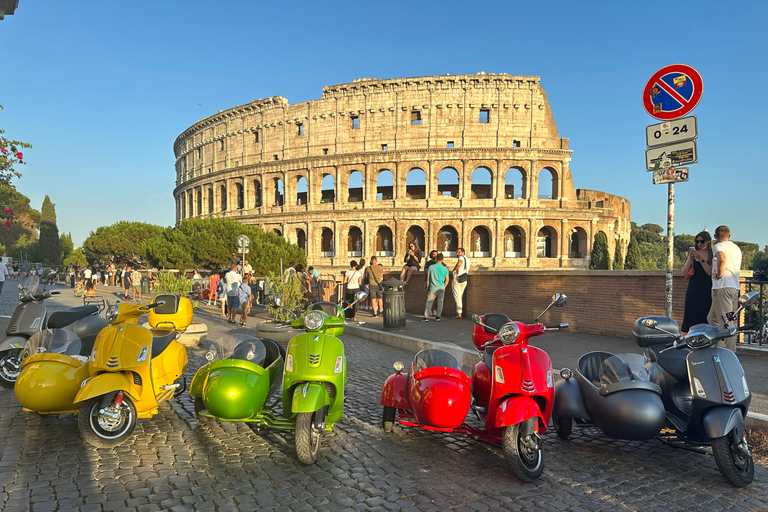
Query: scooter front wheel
78 395 137 448
382 406 396 432
712 432 754 487
503 421 544 482
0 349 22 388
295 412 322 465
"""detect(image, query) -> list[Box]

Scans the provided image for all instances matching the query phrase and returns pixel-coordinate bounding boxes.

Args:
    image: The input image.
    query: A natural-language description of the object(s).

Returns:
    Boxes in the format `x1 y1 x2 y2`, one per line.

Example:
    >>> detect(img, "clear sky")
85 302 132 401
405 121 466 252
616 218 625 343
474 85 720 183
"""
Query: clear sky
1 1 766 249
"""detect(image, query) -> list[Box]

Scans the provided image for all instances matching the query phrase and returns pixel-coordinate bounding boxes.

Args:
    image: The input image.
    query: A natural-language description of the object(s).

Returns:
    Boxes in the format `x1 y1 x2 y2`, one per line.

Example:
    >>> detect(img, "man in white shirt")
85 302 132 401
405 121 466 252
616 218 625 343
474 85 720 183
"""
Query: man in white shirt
241 260 253 276
225 265 243 324
708 225 742 351
0 263 9 295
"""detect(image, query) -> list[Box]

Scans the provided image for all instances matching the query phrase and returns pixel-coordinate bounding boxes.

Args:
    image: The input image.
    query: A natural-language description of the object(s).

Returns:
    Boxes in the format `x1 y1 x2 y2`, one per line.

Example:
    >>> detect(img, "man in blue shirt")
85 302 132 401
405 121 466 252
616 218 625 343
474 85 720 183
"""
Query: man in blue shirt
422 253 450 322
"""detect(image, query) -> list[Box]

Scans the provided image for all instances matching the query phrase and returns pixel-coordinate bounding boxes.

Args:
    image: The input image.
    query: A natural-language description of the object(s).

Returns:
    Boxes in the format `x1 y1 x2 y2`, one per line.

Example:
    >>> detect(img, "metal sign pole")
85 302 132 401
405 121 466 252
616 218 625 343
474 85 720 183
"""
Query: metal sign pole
666 182 675 318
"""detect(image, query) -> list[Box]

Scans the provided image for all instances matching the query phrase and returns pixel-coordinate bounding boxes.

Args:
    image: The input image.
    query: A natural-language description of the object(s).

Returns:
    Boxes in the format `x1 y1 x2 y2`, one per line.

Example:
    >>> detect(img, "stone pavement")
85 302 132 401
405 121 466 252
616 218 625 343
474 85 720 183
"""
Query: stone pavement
0 285 767 510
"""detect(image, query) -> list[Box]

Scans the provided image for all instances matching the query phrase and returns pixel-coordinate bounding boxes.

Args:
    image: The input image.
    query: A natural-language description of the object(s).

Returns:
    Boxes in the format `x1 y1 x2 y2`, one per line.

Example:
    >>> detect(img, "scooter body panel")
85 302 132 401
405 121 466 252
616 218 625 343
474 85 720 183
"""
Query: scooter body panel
291 382 330 414
194 358 280 420
6 302 45 337
552 377 588 420
409 366 472 429
380 371 409 410
471 361 492 409
0 335 29 353
15 354 90 412
75 372 141 408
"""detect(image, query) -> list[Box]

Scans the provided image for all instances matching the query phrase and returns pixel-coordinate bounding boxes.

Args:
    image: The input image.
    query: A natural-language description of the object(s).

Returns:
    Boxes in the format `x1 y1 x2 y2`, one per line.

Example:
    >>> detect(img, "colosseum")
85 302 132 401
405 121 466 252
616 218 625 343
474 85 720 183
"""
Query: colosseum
173 73 630 272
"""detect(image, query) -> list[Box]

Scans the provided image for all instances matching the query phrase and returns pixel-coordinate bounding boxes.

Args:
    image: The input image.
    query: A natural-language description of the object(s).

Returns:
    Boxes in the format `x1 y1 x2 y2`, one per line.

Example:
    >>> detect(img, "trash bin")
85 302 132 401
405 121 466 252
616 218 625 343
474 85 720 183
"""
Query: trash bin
382 277 406 330
141 276 151 295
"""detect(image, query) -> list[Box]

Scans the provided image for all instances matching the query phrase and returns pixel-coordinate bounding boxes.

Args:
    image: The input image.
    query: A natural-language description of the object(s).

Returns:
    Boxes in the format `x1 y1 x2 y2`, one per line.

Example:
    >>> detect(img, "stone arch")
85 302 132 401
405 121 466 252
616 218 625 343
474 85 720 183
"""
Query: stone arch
196 189 202 215
569 226 588 259
406 225 425 255
471 167 493 199
273 177 284 206
537 167 558 199
348 171 363 203
235 183 244 210
437 225 459 257
375 225 393 256
321 227 334 256
347 226 363 257
438 167 459 198
220 184 227 211
321 174 335 203
470 225 491 257
296 228 306 252
296 175 308 205
253 179 262 208
376 169 394 200
505 167 526 199
406 168 426 199
273 228 282 236
207 186 214 213
187 193 193 218
536 225 559 258
504 226 525 258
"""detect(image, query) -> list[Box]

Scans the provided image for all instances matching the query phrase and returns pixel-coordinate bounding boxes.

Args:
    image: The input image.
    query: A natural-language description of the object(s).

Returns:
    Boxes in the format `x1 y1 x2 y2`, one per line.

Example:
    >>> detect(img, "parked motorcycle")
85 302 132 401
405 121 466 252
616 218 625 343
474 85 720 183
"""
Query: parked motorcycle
0 276 106 387
553 291 759 487
380 293 568 482
15 294 192 448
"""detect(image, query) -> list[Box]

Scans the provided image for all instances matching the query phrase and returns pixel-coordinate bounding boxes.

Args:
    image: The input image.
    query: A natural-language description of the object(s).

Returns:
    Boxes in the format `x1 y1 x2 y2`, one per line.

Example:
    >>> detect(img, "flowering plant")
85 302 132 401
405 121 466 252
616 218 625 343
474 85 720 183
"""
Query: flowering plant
0 105 31 184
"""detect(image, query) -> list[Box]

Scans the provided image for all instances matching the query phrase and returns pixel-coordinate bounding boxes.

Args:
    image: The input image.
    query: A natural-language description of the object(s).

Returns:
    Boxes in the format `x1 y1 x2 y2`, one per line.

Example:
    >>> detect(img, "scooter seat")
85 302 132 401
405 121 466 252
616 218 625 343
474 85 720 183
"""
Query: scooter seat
150 329 176 359
648 344 689 382
482 313 510 334
577 351 614 386
47 305 99 329
231 339 267 367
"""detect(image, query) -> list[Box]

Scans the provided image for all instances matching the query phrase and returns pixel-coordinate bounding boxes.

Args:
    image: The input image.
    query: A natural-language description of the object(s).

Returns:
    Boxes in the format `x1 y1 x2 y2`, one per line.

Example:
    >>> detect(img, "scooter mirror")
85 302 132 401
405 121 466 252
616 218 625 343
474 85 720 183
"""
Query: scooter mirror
354 291 368 303
471 314 481 325
643 318 658 329
271 296 282 307
552 293 567 307
739 291 759 308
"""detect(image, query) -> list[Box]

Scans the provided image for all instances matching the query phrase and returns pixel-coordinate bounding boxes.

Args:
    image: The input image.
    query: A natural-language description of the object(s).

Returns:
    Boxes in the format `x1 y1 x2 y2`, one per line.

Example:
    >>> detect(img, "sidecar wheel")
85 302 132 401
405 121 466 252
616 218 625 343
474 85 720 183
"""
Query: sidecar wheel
552 414 572 439
382 406 396 432
78 395 137 448
295 412 322 465
712 433 754 487
193 396 205 415
0 349 22 388
503 422 544 482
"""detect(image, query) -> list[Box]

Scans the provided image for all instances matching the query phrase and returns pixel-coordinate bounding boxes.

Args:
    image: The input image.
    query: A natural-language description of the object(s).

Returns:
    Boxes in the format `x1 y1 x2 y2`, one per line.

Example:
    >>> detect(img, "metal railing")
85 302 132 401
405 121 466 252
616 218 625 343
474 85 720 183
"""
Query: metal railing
744 280 768 345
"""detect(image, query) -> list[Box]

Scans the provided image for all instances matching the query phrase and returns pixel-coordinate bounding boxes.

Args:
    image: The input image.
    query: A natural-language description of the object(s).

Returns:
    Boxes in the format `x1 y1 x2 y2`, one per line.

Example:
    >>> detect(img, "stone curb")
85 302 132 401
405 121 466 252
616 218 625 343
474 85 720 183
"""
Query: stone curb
345 323 768 428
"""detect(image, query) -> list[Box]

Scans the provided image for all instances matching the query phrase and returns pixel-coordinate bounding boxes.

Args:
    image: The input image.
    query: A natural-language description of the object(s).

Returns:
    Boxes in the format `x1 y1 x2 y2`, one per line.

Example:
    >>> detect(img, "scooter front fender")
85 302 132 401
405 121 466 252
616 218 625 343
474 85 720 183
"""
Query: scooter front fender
292 382 330 414
0 335 28 353
495 396 546 432
380 372 409 409
702 406 745 439
74 372 140 405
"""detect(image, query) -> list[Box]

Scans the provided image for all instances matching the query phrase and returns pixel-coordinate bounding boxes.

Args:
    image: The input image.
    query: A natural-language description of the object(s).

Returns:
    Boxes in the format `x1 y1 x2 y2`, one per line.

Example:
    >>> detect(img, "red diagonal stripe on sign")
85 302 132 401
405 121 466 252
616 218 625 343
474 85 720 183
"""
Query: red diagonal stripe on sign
655 77 690 107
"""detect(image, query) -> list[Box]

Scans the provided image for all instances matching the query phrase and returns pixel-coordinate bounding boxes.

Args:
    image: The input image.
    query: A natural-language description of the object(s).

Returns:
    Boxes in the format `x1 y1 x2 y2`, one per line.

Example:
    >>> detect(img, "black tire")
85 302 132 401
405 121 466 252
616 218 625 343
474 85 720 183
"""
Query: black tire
295 412 322 465
503 422 544 482
77 395 137 448
0 349 22 389
194 396 205 415
552 414 572 439
712 433 754 487
382 406 396 432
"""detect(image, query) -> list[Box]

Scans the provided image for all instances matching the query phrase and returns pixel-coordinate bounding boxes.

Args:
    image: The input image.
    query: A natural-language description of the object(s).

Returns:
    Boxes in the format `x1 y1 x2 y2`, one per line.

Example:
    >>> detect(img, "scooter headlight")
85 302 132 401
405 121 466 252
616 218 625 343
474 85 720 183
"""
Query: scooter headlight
393 361 404 372
498 322 519 344
304 311 324 331
205 350 216 362
106 304 118 323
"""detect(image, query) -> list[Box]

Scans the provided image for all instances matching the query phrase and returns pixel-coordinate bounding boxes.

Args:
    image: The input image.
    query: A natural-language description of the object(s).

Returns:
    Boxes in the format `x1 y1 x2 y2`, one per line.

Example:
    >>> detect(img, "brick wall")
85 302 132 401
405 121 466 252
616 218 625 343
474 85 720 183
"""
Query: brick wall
381 270 751 338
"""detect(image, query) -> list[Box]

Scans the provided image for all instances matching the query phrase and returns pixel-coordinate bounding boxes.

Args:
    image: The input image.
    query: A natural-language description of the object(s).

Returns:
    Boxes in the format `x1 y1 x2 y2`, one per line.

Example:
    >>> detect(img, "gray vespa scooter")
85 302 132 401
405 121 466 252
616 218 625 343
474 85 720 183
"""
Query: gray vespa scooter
553 291 759 488
0 276 107 387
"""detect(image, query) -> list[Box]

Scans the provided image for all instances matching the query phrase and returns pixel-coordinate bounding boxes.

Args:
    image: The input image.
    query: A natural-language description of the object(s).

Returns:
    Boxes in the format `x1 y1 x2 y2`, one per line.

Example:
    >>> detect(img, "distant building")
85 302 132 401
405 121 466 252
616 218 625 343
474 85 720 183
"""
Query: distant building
173 73 630 270
0 1 19 20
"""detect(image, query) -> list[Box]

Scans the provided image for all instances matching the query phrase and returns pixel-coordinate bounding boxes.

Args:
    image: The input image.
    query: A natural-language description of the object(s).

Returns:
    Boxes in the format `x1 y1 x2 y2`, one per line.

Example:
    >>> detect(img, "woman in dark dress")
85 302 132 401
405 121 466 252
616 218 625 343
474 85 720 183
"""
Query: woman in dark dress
681 231 713 335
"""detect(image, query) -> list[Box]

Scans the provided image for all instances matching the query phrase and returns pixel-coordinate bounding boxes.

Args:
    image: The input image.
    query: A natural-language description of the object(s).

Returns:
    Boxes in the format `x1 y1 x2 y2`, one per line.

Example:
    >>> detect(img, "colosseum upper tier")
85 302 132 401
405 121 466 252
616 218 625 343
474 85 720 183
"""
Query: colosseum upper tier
173 73 630 271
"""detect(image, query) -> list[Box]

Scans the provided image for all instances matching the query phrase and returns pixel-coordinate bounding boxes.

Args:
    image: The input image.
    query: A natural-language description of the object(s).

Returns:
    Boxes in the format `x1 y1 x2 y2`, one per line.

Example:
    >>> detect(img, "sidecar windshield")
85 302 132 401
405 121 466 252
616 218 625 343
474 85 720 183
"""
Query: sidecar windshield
20 276 40 301
599 353 654 386
24 329 84 359
414 348 462 372
207 334 267 367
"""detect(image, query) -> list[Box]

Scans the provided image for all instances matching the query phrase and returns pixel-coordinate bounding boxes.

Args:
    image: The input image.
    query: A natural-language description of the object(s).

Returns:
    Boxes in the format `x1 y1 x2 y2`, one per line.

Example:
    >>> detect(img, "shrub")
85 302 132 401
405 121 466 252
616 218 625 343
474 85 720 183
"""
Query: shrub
156 271 192 296
265 274 303 323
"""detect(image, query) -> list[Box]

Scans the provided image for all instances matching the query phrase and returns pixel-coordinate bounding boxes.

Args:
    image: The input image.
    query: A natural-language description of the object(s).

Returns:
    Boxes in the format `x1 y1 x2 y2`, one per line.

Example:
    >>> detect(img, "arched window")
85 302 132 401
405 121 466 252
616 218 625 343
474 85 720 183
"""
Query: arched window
196 189 202 215
188 193 193 218
296 228 306 252
470 226 491 258
504 226 524 258
438 168 459 198
406 225 425 255
273 228 282 237
376 170 393 200
471 167 492 199
253 179 262 207
208 186 214 213
538 168 558 199
376 226 393 256
505 167 526 199
569 227 588 259
180 196 185 219
236 183 244 210
220 184 227 211
437 225 459 257
348 171 363 203
296 176 308 205
321 228 334 257
273 178 284 206
321 174 335 203
348 226 363 257
536 226 557 258
406 168 426 199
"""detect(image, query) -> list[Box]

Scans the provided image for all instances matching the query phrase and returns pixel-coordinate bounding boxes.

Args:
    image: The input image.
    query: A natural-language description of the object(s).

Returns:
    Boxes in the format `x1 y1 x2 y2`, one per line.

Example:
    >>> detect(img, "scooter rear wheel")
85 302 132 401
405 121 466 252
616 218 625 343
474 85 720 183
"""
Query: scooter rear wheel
712 432 754 487
295 412 322 465
503 421 544 482
0 349 22 388
382 406 396 432
78 395 137 448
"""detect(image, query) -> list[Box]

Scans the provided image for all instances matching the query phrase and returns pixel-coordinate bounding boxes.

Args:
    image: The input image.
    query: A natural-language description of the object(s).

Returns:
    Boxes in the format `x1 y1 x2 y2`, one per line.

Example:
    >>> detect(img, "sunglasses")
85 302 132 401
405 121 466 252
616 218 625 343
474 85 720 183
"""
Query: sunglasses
695 240 707 245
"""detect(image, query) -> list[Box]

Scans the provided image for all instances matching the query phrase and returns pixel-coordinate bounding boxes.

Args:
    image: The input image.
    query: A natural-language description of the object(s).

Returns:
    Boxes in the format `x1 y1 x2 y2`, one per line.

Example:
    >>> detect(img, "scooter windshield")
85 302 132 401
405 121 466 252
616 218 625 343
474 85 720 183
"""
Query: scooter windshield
19 276 40 301
206 334 267 367
414 348 463 372
599 353 655 387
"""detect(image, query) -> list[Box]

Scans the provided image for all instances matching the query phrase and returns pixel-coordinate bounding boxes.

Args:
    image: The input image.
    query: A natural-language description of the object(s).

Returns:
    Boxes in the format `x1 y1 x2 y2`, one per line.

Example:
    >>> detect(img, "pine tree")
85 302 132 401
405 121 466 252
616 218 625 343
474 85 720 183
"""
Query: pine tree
612 240 624 270
589 231 610 270
38 195 62 265
624 237 642 270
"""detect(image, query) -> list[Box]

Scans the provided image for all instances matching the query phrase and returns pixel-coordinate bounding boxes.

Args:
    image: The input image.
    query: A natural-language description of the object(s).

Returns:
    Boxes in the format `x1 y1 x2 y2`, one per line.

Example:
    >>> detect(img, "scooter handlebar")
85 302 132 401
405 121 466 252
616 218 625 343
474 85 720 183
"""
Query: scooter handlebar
545 323 569 330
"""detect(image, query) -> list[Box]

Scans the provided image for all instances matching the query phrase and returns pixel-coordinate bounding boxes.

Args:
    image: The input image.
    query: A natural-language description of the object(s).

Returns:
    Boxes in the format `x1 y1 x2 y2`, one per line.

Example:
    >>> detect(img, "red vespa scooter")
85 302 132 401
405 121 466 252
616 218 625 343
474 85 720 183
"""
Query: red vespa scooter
380 293 568 482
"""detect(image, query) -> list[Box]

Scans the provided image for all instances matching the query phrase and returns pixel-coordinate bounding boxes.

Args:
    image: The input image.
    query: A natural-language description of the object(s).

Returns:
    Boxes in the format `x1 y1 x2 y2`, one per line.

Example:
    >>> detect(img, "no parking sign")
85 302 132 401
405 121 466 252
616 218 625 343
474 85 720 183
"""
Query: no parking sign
643 64 703 120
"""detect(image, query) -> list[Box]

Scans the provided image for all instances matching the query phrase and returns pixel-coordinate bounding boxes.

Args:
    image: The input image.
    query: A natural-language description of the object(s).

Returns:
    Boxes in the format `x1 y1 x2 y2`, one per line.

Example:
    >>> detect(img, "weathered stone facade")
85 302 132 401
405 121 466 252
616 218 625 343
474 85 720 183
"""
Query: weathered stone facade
173 73 630 270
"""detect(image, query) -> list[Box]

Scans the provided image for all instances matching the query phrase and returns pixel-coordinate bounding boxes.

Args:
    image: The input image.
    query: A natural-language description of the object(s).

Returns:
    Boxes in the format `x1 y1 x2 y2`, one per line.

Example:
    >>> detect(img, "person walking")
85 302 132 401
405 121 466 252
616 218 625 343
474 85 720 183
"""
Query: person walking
69 266 76 289
225 265 243 324
365 256 386 317
681 231 713 335
451 247 471 319
342 260 363 321
399 242 421 285
423 250 439 317
422 253 450 322
708 225 742 351
237 275 253 327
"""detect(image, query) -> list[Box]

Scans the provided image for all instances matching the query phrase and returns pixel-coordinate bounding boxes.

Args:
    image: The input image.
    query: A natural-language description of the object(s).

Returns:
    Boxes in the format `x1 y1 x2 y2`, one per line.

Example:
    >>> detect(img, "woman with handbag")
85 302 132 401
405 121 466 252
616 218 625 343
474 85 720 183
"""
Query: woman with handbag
451 247 471 319
681 230 713 335
343 260 363 321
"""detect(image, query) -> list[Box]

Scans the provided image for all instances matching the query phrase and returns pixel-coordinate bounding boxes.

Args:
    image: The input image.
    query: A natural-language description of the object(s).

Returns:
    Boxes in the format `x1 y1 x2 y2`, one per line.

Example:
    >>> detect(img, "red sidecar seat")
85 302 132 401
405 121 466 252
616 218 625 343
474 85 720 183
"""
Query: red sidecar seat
410 349 471 429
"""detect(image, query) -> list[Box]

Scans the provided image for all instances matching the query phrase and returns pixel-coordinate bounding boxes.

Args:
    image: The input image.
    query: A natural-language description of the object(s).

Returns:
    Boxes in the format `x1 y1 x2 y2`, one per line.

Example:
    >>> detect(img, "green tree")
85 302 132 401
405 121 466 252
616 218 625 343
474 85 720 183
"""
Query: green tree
38 196 62 265
752 246 768 281
589 231 610 270
0 183 40 252
624 237 641 269
734 241 760 270
82 221 164 266
63 247 87 267
612 240 624 270
673 233 695 268
0 105 32 184
60 232 74 264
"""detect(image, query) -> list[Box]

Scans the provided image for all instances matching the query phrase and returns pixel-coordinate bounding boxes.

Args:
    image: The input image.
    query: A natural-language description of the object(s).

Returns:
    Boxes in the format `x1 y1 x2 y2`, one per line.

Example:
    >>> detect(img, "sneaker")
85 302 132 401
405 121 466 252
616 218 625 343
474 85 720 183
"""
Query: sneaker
436 317 442 322
124 297 130 301
421 318 429 322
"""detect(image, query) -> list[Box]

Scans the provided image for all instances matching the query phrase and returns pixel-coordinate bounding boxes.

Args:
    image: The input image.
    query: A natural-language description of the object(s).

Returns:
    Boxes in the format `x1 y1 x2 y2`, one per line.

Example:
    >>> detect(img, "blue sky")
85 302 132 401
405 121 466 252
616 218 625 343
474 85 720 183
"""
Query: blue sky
1 1 766 249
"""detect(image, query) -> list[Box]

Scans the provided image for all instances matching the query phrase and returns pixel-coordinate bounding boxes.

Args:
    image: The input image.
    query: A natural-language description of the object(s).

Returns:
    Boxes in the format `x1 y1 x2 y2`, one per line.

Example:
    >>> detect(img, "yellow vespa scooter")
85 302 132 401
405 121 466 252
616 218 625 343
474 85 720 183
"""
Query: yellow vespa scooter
15 294 192 448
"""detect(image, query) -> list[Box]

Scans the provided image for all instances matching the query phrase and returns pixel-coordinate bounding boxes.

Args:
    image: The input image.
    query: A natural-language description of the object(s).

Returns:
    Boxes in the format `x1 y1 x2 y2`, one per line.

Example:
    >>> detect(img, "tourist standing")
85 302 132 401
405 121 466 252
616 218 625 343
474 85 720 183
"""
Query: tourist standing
365 256 385 317
0 261 8 296
342 260 362 321
123 266 132 301
131 267 143 302
708 226 742 351
451 247 471 319
422 253 450 322
238 275 253 327
681 231 713 335
225 265 243 324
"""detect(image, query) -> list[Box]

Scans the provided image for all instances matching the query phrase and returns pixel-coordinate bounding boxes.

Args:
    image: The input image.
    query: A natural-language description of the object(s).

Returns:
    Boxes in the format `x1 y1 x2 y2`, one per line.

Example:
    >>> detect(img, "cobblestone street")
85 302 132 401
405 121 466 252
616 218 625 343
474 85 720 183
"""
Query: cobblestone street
1 325 768 511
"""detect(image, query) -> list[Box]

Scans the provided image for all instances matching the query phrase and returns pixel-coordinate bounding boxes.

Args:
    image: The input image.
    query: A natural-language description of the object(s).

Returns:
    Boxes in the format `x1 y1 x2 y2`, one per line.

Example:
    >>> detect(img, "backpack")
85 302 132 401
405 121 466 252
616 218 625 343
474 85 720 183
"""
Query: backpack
237 283 250 304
